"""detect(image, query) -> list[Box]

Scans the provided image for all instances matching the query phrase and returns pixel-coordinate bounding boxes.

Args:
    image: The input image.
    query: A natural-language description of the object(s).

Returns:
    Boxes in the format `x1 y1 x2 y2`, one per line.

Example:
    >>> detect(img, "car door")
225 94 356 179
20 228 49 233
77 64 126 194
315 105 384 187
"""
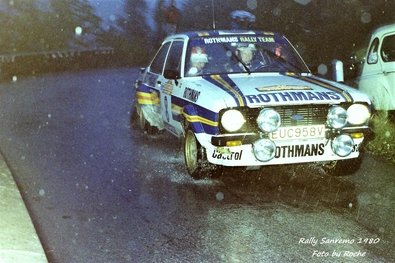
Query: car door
158 40 184 135
380 33 395 109
140 41 171 129
380 33 395 80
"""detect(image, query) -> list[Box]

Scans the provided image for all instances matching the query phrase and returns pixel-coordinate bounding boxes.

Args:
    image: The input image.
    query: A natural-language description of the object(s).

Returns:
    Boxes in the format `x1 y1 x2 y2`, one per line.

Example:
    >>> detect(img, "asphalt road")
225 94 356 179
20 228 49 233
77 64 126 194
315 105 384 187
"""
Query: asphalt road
0 68 394 263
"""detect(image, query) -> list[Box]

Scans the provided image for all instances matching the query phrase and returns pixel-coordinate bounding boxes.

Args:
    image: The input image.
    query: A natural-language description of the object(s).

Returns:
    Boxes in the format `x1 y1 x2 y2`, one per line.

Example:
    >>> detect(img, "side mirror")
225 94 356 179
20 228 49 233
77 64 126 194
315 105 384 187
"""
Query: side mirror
164 69 180 80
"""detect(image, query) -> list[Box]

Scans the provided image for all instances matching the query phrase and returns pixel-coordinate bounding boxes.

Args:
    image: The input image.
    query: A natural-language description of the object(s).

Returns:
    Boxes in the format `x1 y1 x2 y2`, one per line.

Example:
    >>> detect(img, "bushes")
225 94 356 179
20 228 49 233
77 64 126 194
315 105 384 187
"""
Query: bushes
365 111 395 163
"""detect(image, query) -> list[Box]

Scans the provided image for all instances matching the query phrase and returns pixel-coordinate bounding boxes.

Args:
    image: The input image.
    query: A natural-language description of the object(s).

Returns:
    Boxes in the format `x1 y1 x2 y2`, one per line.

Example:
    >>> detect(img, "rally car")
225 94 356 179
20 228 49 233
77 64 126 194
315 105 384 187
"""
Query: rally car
132 30 372 179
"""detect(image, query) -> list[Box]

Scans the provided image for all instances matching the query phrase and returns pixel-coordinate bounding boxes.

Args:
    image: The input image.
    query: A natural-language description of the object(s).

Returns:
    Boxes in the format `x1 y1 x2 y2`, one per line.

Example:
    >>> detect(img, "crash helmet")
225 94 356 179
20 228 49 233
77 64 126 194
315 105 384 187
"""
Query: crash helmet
236 43 256 52
190 46 208 63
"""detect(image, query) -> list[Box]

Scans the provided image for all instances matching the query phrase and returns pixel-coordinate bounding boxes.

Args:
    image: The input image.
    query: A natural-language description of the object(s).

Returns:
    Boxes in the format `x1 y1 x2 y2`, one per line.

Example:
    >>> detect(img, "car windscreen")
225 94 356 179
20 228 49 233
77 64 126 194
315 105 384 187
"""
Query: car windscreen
184 34 310 76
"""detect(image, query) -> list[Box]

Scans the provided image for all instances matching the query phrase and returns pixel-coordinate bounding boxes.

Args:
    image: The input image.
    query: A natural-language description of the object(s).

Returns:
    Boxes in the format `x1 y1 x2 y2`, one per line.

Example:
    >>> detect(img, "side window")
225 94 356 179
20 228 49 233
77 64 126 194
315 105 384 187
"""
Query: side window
150 42 171 74
381 34 395 62
164 41 184 73
367 38 379 64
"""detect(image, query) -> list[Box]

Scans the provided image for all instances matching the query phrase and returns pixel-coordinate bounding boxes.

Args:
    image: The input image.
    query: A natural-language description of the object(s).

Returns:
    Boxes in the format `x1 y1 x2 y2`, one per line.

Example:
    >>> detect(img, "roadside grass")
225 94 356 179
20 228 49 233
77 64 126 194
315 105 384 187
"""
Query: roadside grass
365 112 395 164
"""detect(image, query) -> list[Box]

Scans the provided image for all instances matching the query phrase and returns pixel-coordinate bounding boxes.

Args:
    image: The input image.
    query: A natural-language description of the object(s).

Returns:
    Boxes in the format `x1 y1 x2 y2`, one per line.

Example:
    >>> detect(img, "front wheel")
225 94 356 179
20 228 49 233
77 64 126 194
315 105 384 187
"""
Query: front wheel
323 152 364 176
184 129 219 179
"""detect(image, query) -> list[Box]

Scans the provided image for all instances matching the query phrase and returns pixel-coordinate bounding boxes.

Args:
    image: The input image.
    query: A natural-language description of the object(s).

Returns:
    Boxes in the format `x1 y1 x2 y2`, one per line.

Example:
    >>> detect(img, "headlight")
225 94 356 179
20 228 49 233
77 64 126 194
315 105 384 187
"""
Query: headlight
327 106 347 129
347 104 371 125
221 109 246 132
253 138 276 162
256 108 281 132
332 134 354 157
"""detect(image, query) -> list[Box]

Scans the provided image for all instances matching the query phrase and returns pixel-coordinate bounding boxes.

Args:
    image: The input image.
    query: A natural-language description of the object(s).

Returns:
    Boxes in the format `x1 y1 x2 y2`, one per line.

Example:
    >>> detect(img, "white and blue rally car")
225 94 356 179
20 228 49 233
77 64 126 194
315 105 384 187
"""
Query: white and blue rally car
133 30 372 179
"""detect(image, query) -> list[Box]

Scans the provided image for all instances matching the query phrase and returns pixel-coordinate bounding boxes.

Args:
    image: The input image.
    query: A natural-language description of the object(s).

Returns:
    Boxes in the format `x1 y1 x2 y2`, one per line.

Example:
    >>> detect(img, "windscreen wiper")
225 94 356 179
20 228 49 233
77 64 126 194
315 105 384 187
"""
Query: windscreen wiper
222 44 251 74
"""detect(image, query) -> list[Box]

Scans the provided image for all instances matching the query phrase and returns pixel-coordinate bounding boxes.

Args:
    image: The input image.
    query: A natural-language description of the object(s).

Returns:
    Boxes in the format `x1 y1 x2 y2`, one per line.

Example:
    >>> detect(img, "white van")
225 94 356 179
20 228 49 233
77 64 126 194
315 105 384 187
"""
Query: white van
358 24 395 111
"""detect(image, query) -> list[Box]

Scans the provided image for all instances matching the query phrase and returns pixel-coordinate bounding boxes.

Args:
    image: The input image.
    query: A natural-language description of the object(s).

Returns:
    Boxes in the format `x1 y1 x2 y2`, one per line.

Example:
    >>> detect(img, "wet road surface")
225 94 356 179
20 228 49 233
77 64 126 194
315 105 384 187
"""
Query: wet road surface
0 68 394 262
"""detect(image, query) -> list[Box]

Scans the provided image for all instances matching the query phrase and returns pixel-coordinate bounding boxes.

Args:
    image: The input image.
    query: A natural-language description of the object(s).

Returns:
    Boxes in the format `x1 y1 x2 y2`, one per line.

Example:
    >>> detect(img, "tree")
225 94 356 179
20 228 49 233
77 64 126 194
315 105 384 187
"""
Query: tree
109 0 153 65
0 0 54 53
0 0 103 53
178 0 245 31
48 0 103 49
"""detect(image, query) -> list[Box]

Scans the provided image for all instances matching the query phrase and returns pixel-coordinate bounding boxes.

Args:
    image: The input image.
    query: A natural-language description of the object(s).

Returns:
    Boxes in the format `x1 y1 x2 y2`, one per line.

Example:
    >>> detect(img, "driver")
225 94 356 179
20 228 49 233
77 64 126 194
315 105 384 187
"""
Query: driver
230 43 267 72
236 43 255 69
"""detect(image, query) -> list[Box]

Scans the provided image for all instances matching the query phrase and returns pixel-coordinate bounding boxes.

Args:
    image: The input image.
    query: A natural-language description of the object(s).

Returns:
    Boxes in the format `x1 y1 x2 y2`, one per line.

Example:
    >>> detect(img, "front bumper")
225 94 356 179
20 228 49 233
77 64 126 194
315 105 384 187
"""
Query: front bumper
198 131 368 167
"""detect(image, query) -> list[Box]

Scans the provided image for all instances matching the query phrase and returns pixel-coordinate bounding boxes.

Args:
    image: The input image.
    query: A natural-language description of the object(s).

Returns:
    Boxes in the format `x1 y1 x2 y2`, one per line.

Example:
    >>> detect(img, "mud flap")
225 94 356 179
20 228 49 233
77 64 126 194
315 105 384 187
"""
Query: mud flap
140 104 164 130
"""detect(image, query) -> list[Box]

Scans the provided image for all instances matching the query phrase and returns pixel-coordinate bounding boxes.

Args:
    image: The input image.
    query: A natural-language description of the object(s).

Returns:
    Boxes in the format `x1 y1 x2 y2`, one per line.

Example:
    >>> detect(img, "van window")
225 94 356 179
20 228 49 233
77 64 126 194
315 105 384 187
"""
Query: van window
367 38 379 64
381 34 395 62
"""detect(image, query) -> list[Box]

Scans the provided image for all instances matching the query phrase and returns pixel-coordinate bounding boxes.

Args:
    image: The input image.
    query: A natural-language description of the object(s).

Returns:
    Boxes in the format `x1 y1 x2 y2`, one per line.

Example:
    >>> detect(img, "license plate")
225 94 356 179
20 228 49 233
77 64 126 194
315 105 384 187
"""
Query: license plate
270 125 326 140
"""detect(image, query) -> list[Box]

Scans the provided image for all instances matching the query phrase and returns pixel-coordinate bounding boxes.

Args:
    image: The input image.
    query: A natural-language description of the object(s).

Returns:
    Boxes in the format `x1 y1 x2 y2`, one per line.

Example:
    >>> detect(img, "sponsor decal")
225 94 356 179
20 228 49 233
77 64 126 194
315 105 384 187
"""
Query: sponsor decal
239 36 257 42
257 36 275 42
275 143 325 158
246 91 341 103
162 80 173 95
297 76 353 103
203 36 275 45
183 87 201 102
203 36 238 44
212 149 243 161
256 85 311 92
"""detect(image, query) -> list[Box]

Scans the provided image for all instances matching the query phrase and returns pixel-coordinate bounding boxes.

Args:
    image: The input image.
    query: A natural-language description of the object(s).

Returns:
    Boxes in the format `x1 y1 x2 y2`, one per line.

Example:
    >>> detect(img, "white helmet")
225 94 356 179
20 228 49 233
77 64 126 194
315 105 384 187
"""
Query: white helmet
190 46 208 63
237 43 256 53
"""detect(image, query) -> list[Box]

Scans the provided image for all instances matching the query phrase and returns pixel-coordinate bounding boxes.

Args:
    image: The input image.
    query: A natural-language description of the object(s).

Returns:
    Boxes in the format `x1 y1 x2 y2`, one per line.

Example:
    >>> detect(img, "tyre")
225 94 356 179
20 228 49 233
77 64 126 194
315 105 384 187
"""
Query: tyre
184 129 219 179
324 152 364 176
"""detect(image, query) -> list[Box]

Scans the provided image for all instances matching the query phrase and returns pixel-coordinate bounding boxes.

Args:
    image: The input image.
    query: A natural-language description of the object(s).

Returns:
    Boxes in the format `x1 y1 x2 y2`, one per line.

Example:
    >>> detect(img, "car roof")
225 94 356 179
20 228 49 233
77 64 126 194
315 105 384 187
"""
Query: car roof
163 30 282 42
371 23 395 38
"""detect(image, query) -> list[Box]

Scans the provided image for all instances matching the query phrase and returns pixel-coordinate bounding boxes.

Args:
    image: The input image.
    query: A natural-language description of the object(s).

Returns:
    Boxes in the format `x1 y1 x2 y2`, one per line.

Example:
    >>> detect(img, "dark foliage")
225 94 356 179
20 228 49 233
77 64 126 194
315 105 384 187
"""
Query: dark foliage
1 0 394 69
0 0 102 53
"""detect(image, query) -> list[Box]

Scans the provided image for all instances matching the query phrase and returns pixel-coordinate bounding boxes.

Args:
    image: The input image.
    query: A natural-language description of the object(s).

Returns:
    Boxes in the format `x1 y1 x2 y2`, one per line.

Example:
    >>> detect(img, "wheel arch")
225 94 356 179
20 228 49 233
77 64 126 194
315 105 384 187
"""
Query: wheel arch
181 104 208 134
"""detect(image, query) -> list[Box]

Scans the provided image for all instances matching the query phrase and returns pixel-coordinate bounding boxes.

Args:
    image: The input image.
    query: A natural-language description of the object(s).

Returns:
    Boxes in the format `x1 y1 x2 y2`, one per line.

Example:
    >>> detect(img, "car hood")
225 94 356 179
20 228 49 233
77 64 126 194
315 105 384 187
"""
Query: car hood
195 73 371 110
